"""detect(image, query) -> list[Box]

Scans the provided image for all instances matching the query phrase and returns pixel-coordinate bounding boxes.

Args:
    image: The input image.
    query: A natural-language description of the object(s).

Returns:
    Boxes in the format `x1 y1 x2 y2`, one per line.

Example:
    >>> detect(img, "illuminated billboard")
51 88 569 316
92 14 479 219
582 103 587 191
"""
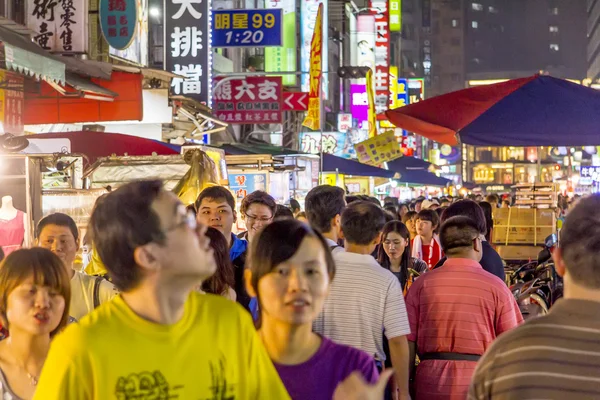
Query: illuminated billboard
265 0 297 85
301 0 328 96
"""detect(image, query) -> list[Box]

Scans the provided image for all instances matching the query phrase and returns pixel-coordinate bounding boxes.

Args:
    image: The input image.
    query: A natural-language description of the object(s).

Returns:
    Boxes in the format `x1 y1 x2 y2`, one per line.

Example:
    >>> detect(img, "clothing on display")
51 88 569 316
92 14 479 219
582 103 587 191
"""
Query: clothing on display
0 196 25 256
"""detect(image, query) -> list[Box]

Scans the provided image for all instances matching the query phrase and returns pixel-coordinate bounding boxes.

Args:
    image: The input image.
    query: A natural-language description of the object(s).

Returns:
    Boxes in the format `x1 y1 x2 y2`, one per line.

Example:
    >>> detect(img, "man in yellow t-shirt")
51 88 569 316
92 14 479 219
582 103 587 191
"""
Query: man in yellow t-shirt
34 180 290 399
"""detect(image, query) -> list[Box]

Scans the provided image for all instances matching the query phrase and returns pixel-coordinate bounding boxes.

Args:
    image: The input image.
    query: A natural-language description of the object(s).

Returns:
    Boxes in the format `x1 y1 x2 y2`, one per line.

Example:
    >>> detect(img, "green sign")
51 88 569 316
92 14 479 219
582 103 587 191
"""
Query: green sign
390 0 401 32
264 0 296 86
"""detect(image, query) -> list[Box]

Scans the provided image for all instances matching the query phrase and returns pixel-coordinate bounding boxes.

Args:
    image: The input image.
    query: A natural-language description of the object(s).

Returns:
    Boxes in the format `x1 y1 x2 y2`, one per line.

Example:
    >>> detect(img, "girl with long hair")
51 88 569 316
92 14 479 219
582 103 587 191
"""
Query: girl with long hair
0 248 70 399
378 221 428 296
245 219 380 400
200 227 236 301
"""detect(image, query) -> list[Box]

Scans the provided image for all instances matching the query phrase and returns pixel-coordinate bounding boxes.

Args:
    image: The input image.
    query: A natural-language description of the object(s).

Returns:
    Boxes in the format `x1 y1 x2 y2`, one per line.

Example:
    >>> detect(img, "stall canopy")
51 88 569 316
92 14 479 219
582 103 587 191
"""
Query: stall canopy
385 75 600 146
322 154 396 178
386 156 431 170
0 25 65 84
217 143 306 156
30 131 179 166
394 167 451 186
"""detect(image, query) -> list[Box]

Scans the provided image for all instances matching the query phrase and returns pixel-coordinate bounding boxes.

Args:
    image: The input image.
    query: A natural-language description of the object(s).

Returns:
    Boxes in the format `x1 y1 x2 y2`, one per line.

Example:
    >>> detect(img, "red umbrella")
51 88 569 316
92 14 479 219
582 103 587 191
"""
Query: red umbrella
30 131 180 165
384 75 600 146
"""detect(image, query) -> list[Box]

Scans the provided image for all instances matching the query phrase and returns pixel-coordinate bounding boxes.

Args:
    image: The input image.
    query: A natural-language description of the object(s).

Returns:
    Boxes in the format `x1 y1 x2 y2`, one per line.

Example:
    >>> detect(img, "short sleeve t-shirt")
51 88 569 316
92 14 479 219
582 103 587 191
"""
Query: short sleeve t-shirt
275 336 379 400
69 271 119 321
34 293 290 400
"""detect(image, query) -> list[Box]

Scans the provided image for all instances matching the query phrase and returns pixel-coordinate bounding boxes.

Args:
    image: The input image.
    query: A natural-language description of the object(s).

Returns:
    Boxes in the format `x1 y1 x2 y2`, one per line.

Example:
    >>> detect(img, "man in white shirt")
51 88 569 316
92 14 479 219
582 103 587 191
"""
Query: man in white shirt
313 201 411 398
37 213 118 321
305 185 346 253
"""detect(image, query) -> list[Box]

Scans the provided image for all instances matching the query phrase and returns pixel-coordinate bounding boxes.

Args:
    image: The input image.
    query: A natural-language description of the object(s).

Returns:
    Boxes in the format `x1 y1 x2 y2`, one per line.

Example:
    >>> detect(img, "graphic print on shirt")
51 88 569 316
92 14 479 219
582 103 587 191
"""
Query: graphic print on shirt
115 370 179 399
206 355 236 400
113 355 236 399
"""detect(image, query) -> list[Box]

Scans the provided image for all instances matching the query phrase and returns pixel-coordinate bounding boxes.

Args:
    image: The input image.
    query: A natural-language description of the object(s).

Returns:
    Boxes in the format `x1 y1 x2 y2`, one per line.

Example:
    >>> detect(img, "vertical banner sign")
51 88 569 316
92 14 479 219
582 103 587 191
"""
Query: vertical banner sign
99 0 137 50
165 0 211 105
389 65 398 108
213 76 283 124
28 0 87 52
396 77 408 136
356 15 375 73
265 0 297 86
302 3 323 131
301 0 327 96
370 0 390 116
389 0 401 32
422 0 432 87
0 71 25 135
366 69 377 138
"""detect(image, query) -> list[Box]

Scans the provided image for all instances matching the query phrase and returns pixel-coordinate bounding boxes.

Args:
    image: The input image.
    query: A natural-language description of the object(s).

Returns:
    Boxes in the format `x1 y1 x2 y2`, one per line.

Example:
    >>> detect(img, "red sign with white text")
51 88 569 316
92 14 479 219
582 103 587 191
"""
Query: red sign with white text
282 91 309 111
370 0 389 116
213 76 283 124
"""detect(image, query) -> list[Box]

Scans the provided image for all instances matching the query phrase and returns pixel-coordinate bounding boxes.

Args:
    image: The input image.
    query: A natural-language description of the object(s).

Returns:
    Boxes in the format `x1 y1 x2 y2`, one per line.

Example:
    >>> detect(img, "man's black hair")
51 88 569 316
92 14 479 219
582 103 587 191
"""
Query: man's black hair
341 201 386 245
195 186 235 212
37 213 79 242
561 195 600 288
439 216 480 256
440 199 486 235
305 185 346 234
89 180 164 291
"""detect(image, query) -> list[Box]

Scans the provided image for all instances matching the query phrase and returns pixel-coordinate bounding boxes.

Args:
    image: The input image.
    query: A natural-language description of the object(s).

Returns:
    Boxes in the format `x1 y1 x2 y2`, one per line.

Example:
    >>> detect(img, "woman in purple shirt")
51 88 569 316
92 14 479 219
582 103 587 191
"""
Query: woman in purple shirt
245 219 379 400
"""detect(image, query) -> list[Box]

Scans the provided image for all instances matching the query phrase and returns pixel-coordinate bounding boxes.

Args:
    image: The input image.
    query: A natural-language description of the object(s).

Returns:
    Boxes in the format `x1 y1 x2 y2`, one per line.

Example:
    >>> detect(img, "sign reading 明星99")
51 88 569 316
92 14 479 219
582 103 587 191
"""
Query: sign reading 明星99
212 9 283 47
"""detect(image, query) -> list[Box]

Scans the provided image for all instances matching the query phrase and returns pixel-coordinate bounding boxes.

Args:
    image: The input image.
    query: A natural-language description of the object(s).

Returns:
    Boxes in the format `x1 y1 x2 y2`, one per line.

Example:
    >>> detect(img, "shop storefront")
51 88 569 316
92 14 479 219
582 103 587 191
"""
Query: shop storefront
467 146 565 186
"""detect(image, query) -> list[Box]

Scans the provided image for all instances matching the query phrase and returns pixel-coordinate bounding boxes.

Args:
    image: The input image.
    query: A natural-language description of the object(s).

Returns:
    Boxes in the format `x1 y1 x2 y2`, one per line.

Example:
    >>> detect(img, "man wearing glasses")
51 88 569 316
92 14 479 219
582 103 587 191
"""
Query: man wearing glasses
237 190 277 243
35 180 290 399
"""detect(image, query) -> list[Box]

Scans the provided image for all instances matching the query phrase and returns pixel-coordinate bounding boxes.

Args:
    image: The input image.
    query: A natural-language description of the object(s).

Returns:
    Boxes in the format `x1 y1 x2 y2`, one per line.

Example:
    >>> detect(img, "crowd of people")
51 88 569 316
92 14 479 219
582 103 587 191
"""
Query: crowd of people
0 180 598 399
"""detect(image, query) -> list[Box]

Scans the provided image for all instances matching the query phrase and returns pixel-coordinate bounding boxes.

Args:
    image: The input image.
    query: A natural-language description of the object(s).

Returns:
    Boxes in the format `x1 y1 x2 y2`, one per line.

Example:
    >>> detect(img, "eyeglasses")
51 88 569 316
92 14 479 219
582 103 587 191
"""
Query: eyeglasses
244 213 273 223
165 210 198 233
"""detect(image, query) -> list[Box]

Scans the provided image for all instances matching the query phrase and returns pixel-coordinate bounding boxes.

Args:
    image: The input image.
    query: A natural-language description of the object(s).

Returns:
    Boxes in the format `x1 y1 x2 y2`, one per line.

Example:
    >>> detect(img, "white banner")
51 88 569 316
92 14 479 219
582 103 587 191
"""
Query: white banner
27 0 87 53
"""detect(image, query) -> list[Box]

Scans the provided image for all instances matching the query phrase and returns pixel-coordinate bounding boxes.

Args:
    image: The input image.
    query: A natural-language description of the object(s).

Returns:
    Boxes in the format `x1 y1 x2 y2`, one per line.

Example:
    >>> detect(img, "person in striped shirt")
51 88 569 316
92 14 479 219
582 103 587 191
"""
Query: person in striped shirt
406 216 522 399
469 194 600 400
313 201 411 399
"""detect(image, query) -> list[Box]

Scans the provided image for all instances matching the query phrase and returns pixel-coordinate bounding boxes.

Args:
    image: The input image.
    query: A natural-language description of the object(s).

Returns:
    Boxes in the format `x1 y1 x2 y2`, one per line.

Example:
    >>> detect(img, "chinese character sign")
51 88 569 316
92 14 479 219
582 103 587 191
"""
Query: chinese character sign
366 69 377 138
212 9 282 47
165 0 211 104
27 0 87 52
228 173 267 199
302 2 323 131
298 131 356 159
389 0 401 32
370 0 389 116
99 0 137 50
354 130 401 166
213 76 283 124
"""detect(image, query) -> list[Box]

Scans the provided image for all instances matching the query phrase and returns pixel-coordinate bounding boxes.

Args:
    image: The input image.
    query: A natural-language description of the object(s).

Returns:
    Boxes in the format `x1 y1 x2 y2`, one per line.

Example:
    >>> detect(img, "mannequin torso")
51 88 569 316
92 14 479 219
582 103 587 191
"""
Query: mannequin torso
0 196 18 221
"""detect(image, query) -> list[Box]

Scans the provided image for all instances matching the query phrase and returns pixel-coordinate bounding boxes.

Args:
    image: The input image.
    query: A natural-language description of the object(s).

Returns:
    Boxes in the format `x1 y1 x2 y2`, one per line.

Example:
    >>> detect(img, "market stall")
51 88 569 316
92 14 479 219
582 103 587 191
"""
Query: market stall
321 153 397 196
215 143 319 221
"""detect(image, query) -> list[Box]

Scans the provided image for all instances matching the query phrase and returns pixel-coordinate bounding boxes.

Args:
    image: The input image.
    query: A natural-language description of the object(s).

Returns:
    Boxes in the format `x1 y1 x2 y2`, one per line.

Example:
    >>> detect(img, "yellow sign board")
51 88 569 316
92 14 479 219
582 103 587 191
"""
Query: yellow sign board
354 130 402 166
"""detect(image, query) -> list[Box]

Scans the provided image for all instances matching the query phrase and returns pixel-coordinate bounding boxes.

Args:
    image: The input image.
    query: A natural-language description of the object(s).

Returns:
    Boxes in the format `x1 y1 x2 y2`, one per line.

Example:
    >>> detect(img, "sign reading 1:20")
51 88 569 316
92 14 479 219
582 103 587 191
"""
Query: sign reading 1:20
212 9 283 48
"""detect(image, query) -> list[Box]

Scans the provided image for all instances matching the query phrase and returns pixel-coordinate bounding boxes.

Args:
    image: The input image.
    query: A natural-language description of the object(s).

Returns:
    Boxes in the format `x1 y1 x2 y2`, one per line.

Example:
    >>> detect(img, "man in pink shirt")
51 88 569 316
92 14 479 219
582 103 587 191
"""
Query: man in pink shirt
406 216 522 400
